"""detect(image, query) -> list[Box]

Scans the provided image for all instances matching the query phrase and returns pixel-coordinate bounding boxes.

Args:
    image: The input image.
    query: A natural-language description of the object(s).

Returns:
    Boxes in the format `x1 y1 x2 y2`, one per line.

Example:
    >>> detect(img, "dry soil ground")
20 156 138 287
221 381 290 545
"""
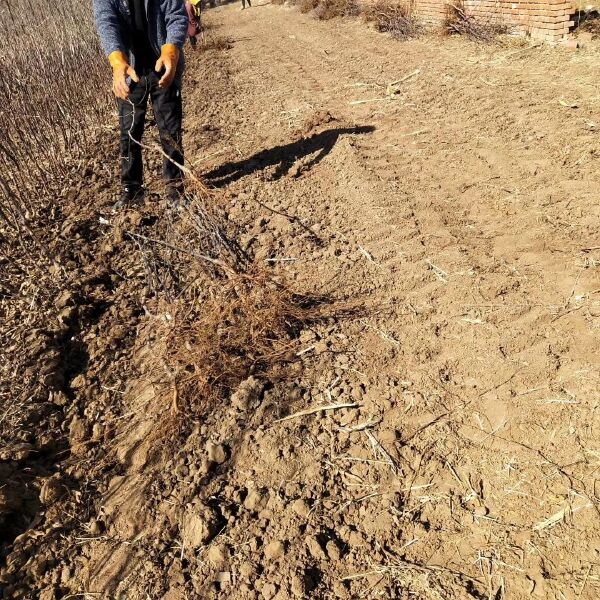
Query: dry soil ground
3 4 600 600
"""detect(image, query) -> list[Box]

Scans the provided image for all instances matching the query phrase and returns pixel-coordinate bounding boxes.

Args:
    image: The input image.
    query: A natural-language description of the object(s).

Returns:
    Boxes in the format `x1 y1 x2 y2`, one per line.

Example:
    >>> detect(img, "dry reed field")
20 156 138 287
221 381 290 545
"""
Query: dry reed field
2 1 600 599
0 0 110 227
0 0 111 454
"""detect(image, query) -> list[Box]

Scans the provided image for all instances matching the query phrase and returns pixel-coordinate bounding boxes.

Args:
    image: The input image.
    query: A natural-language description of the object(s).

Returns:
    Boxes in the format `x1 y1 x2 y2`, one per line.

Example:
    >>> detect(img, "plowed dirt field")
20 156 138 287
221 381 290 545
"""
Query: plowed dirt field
3 4 600 599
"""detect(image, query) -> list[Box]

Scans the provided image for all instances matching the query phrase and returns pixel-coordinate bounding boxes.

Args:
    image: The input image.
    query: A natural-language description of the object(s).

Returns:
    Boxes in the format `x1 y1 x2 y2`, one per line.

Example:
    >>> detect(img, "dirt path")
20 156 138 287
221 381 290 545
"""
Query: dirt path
181 7 600 598
4 6 600 600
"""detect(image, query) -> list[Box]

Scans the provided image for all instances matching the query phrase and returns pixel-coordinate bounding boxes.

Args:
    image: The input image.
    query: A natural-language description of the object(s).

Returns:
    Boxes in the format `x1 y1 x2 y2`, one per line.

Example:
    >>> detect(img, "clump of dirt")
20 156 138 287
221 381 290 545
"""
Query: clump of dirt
296 109 336 137
199 34 234 51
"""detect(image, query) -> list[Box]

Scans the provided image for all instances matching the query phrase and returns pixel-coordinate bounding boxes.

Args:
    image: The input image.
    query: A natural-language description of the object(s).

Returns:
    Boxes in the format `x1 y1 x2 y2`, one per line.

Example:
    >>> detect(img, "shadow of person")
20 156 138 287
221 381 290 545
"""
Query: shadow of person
205 125 375 187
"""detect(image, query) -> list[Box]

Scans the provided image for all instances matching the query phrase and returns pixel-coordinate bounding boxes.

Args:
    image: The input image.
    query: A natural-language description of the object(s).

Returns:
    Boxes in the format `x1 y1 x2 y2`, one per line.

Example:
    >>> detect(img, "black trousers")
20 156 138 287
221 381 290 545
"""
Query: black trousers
118 71 183 191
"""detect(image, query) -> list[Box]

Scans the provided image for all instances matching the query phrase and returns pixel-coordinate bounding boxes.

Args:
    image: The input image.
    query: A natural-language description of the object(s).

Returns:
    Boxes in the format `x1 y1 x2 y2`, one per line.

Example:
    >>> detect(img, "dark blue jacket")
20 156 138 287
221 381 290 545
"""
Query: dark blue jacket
93 0 188 79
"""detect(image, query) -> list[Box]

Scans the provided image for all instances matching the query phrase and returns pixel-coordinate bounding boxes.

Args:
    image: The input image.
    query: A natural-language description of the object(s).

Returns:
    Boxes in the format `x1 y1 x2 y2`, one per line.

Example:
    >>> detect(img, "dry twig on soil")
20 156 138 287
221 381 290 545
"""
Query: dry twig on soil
363 0 422 40
444 2 509 42
274 401 359 423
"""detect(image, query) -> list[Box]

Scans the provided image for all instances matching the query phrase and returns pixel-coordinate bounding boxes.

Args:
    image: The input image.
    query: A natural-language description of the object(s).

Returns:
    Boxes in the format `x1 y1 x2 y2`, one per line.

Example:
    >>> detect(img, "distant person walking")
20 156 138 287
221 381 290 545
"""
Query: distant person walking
92 0 189 208
241 0 251 9
186 0 201 47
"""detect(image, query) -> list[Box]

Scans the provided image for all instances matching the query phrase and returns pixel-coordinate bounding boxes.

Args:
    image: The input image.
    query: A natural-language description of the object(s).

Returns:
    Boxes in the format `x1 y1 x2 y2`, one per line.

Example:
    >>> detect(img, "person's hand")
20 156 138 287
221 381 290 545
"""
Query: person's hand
155 44 180 89
109 51 139 100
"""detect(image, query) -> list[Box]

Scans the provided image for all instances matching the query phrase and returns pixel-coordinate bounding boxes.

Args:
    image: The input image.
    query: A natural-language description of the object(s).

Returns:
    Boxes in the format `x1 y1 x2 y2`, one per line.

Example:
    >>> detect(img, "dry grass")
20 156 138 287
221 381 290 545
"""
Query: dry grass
314 0 361 19
123 183 359 418
165 271 309 409
575 9 600 35
345 0 361 17
161 267 354 415
363 0 422 40
136 187 364 417
444 2 509 42
298 0 320 13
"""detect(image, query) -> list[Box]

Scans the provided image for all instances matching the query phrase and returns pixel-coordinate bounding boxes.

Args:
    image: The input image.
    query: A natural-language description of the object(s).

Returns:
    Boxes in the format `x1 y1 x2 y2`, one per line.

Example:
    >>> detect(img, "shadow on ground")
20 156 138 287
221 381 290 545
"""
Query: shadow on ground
205 125 375 186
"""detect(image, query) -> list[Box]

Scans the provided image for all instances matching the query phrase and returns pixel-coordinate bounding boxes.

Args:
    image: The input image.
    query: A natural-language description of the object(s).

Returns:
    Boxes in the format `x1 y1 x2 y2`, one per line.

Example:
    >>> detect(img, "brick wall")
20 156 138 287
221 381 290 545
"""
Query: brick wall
412 0 576 42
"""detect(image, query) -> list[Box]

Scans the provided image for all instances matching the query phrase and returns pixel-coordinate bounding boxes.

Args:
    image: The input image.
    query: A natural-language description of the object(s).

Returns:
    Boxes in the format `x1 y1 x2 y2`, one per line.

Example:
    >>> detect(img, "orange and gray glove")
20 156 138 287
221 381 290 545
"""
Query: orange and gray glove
108 51 139 101
155 44 180 89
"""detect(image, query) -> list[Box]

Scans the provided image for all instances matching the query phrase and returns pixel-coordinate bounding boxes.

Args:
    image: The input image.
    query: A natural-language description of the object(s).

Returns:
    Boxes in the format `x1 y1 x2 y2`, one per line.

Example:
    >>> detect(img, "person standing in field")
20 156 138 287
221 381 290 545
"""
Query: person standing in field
92 0 189 208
